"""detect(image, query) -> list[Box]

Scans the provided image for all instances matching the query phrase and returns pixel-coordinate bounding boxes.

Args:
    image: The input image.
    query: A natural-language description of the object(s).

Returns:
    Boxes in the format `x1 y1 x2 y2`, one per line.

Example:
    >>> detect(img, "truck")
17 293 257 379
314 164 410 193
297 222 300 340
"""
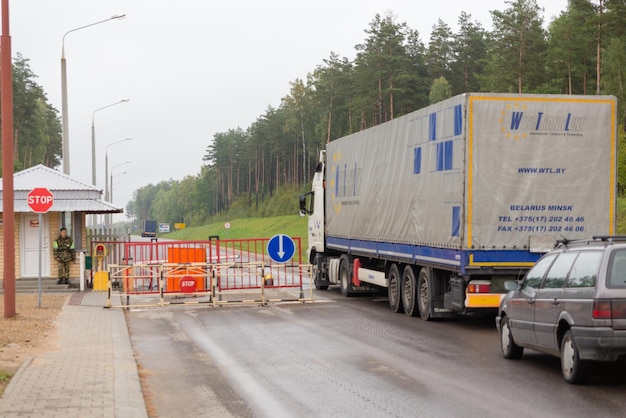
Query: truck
141 220 157 238
299 93 617 320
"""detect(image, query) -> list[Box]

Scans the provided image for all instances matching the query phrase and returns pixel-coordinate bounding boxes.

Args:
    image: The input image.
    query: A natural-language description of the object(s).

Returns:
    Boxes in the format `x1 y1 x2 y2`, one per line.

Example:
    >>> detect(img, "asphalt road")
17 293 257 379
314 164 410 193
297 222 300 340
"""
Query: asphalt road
127 288 626 418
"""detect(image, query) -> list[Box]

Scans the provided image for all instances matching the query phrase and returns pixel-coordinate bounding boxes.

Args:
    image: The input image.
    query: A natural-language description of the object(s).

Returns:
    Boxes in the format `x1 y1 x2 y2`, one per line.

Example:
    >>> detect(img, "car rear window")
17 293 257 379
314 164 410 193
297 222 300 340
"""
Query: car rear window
566 251 602 288
608 249 626 289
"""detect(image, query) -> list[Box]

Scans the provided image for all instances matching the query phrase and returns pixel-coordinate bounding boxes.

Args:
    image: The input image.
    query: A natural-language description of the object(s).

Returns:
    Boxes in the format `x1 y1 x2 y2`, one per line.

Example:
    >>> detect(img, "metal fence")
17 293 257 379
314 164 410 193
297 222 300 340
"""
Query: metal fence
89 238 313 308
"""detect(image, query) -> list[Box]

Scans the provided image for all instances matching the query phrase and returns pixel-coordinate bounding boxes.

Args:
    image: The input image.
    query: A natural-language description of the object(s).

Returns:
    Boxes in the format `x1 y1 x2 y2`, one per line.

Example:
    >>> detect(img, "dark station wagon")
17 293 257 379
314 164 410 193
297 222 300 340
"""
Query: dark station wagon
496 236 626 383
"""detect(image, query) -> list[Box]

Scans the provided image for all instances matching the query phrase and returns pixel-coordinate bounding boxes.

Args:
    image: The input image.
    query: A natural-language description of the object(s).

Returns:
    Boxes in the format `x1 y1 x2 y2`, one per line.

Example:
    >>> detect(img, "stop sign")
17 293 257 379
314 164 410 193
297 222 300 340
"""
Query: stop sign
27 187 54 213
179 275 197 293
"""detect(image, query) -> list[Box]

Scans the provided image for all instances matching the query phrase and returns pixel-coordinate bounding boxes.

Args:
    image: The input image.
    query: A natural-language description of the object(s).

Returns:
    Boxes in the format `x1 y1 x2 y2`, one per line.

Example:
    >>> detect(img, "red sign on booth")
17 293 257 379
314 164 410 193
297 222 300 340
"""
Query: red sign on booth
27 187 54 213
179 275 197 293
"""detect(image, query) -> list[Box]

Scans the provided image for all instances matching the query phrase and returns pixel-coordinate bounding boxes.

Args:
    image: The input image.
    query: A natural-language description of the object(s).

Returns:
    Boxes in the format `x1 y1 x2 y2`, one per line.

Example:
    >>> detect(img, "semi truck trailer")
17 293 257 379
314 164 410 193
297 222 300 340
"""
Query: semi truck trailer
299 93 617 320
141 220 157 238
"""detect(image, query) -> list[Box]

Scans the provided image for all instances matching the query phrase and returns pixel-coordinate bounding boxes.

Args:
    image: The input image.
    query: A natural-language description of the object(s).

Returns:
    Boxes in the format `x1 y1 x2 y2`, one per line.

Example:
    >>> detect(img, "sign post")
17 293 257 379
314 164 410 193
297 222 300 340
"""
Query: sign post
28 188 54 307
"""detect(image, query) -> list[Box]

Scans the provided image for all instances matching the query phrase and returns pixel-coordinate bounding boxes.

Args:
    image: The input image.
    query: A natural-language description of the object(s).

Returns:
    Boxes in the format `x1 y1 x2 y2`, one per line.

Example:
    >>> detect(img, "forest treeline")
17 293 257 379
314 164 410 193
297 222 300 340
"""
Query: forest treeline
0 53 62 173
3 1 626 227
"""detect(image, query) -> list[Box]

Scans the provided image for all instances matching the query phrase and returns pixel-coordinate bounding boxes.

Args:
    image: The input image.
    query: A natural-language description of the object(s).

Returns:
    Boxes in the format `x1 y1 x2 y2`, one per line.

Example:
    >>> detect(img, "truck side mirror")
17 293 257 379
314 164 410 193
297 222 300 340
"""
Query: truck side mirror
299 194 308 216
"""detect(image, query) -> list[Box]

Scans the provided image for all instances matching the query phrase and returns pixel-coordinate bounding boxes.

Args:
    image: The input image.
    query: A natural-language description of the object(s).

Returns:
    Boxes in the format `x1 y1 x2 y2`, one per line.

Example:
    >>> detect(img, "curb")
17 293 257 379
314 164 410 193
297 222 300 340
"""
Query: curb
1 356 32 399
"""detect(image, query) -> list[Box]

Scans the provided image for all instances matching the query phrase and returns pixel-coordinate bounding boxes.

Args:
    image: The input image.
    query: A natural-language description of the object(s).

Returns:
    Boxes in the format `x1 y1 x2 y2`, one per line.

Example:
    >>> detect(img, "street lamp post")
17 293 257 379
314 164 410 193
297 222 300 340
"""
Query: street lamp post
61 14 126 175
105 138 132 204
92 99 130 185
110 178 125 204
109 168 127 226
108 162 130 225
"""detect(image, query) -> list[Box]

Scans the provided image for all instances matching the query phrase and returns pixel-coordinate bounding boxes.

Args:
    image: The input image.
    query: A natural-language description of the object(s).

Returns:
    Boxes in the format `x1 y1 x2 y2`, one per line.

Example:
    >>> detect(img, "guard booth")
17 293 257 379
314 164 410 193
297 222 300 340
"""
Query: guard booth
0 164 123 285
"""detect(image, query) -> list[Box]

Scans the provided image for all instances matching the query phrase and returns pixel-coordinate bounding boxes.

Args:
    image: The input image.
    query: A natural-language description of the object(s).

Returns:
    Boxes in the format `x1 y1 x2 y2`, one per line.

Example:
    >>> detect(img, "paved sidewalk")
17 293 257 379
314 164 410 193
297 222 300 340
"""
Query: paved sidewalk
0 292 147 418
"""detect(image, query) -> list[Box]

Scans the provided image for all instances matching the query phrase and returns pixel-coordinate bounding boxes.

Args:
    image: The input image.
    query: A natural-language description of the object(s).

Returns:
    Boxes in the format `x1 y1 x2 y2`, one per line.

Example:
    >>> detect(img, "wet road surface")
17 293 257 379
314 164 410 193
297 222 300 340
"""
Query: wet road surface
127 289 626 417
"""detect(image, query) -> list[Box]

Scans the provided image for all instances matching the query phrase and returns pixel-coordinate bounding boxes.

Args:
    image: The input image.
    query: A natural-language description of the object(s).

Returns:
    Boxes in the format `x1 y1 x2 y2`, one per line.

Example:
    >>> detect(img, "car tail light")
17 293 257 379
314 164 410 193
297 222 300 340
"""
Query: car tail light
593 300 612 319
593 299 626 319
612 300 626 319
467 283 491 293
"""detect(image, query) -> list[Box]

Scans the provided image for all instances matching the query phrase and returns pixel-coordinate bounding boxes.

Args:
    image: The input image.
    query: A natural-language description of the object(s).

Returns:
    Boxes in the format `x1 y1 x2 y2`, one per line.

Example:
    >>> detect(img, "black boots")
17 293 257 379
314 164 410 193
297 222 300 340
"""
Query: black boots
58 278 70 285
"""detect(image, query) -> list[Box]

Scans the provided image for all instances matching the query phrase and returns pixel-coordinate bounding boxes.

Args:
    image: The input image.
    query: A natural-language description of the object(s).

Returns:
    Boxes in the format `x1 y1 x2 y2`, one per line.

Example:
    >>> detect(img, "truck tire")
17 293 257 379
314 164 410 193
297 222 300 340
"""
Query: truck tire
313 253 328 290
402 265 419 317
388 264 404 313
417 267 432 321
339 255 354 297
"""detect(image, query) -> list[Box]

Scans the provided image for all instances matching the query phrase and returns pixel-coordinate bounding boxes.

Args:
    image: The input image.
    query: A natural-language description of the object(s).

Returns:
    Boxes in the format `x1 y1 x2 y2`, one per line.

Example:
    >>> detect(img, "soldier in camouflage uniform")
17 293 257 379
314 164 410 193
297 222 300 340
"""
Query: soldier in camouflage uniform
53 227 75 285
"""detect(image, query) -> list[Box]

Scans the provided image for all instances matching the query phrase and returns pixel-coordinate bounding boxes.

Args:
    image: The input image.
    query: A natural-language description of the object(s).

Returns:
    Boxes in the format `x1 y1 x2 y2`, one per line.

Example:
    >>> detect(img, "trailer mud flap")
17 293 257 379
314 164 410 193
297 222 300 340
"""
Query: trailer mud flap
445 276 465 311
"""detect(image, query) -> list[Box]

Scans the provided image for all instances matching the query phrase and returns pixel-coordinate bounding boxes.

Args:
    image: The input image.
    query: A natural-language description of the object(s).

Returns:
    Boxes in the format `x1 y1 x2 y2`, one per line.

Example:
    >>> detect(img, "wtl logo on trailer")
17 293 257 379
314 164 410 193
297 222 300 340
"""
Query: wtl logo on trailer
509 111 584 132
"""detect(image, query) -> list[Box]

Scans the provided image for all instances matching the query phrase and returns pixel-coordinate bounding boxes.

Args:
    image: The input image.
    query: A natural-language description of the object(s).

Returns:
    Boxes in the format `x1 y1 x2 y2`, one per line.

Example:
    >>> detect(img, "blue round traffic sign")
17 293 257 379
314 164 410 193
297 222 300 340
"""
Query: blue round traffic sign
267 234 295 263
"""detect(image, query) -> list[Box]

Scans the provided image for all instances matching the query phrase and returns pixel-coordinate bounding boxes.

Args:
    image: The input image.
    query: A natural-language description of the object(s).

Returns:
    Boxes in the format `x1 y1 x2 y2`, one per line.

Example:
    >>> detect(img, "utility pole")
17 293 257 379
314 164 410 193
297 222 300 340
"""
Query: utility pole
597 0 603 95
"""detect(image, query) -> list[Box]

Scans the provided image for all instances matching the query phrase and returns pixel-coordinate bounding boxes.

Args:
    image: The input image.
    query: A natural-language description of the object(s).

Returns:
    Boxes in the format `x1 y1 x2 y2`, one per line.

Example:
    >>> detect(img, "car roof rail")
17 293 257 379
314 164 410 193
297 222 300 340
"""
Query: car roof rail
554 235 626 248
555 236 589 248
592 235 626 244
555 237 573 247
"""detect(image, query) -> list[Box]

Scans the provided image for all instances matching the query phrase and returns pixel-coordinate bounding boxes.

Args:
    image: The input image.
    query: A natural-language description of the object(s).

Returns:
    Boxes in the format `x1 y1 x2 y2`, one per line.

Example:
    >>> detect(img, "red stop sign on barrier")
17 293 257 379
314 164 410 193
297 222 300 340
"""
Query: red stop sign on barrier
179 275 197 293
27 187 54 213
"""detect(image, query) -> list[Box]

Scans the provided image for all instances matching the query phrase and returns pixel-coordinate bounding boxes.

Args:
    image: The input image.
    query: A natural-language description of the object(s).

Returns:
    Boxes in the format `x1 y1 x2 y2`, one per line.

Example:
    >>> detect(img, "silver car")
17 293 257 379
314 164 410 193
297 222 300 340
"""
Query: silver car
496 236 626 384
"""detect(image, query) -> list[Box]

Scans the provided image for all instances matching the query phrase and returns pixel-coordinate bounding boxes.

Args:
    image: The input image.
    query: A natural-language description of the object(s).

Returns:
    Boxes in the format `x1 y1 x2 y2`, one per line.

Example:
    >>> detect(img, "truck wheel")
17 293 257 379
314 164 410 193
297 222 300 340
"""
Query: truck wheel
402 265 419 317
388 264 403 313
313 254 328 290
417 268 432 321
339 255 354 297
561 330 589 384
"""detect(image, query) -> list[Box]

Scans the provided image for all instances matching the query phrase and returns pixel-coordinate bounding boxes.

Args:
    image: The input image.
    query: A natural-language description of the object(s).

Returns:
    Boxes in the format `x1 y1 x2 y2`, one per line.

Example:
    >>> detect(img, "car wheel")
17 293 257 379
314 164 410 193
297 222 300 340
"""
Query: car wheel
500 316 523 359
561 330 589 384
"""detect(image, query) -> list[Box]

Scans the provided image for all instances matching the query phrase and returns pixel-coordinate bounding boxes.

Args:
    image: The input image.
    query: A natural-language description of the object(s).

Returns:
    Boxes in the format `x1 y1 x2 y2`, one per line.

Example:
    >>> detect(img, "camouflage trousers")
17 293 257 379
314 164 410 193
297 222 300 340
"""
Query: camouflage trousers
58 261 70 279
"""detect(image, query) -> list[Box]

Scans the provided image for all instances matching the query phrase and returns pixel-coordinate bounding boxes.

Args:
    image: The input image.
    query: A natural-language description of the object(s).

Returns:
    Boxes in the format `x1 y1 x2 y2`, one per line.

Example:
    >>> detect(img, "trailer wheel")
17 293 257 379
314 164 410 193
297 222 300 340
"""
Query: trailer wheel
388 264 404 313
339 255 354 297
313 254 328 290
417 268 432 321
402 265 419 317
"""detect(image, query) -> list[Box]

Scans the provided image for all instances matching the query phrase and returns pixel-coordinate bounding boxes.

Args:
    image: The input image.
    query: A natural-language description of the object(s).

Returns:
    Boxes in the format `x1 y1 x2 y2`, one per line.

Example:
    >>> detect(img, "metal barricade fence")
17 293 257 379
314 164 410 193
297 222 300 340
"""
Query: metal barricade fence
91 237 301 269
90 238 313 308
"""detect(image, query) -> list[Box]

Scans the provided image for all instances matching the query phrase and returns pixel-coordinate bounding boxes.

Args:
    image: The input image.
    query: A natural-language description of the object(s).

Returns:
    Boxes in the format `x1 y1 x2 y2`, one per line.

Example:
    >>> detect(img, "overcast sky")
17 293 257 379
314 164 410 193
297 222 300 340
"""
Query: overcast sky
9 0 567 221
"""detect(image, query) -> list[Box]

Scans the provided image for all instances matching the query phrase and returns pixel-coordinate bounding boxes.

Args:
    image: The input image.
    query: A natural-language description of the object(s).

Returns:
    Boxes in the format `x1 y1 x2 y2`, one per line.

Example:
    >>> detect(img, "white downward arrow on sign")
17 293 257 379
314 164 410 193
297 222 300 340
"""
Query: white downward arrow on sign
278 234 285 258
